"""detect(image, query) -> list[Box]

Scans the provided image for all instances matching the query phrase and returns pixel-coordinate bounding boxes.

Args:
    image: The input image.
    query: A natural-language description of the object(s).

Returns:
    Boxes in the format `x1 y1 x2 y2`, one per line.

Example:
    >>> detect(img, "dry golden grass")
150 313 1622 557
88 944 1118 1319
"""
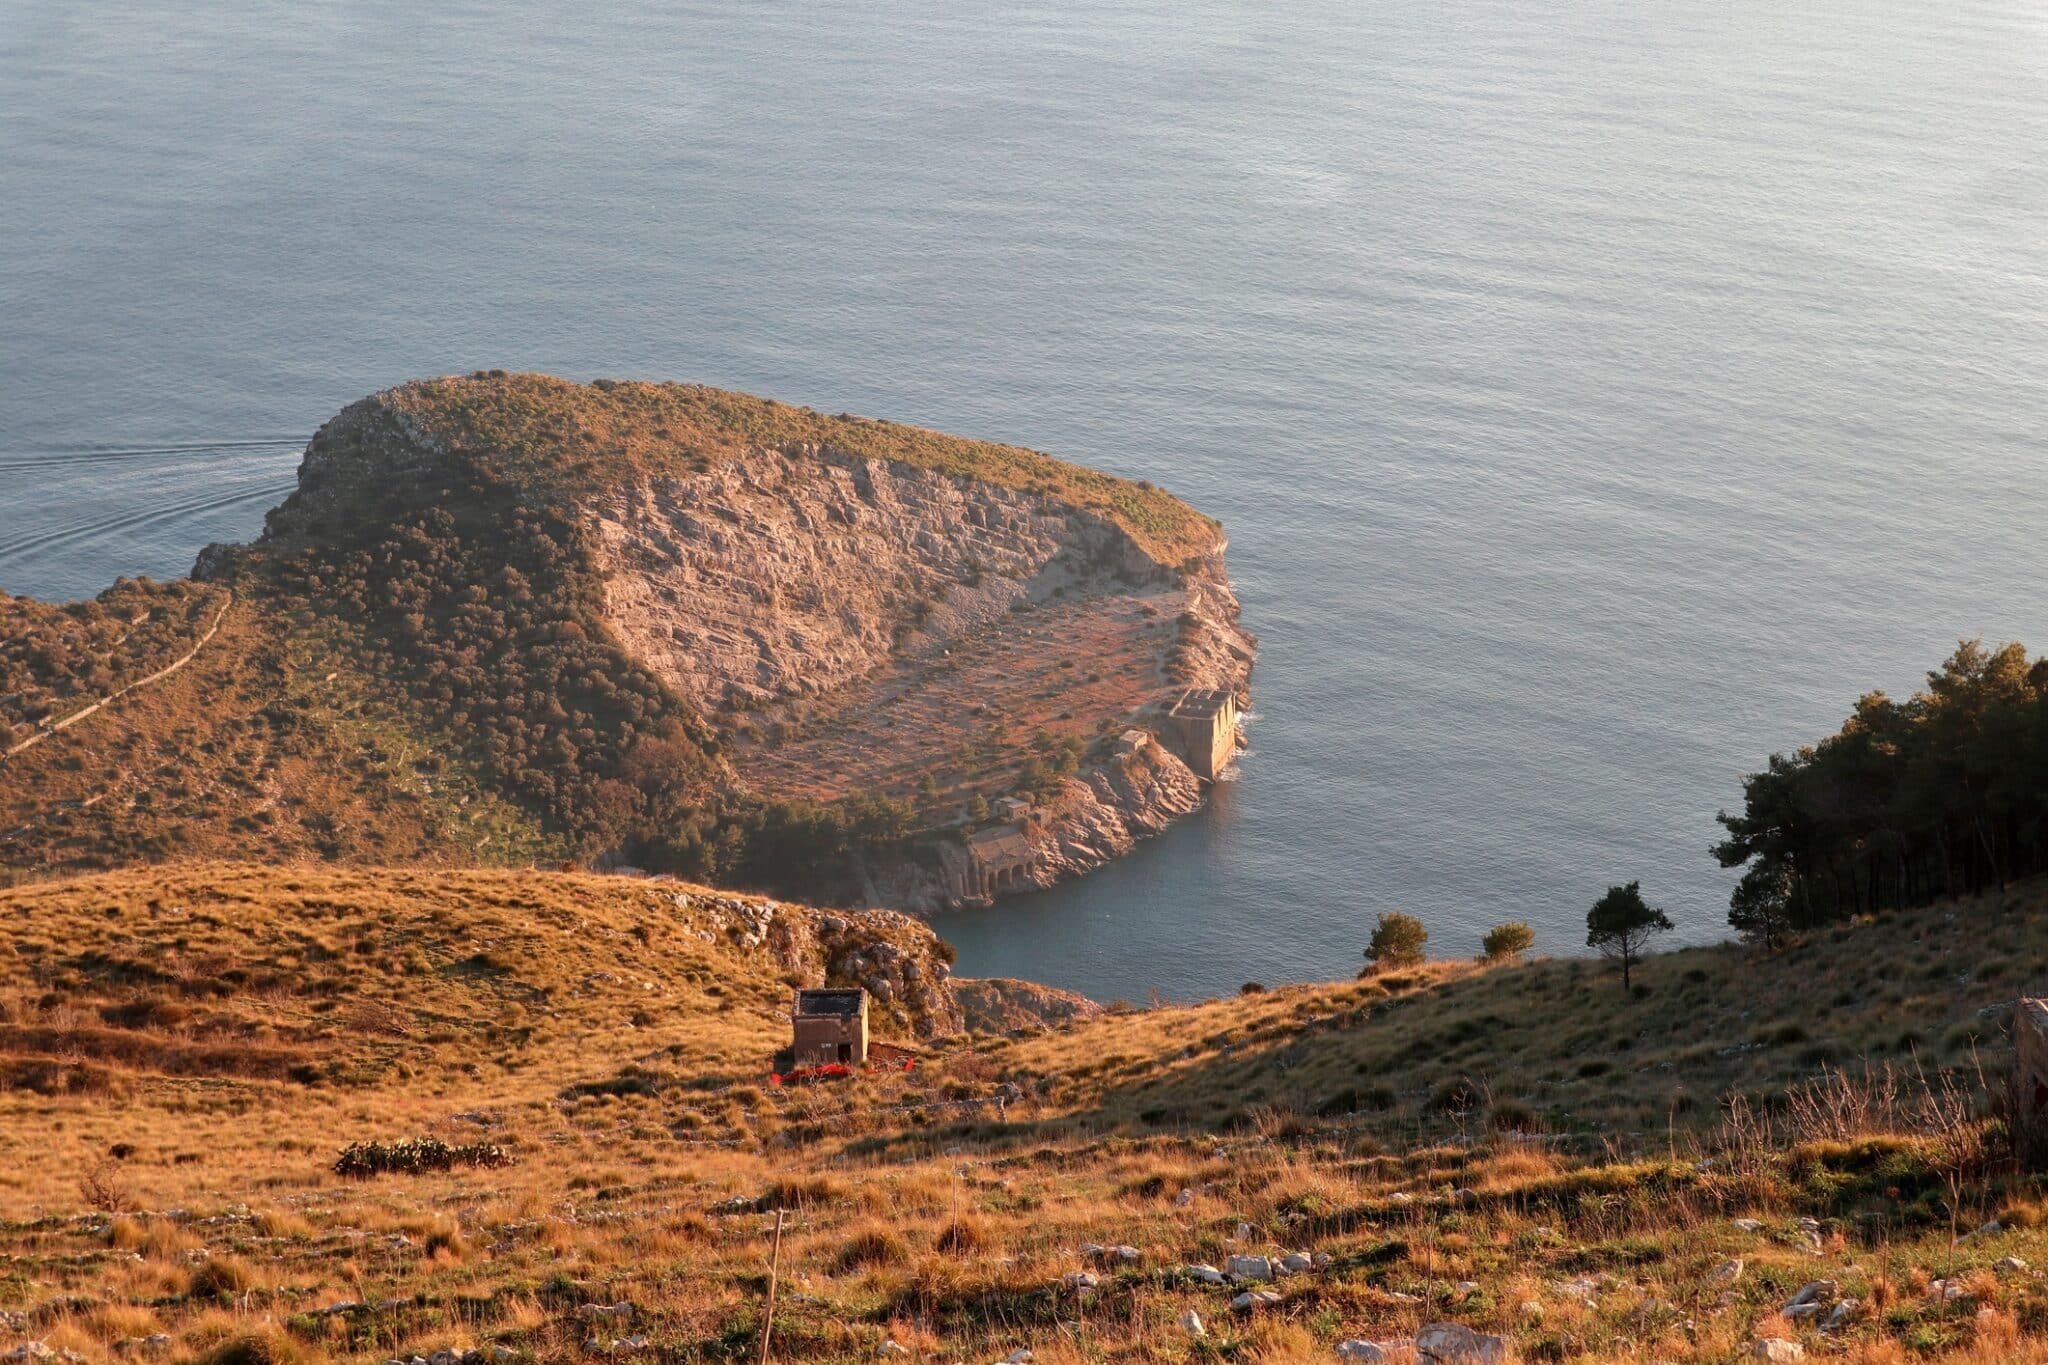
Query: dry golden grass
4 864 2048 1361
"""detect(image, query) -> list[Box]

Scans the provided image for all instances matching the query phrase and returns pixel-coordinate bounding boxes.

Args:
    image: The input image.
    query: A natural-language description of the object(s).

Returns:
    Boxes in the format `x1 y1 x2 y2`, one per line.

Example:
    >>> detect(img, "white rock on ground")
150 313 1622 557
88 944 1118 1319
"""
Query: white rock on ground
1177 1309 1205 1338
1060 1271 1098 1291
1227 1254 1275 1281
1415 1322 1508 1363
1336 1343 1388 1362
1750 1340 1804 1363
1998 1256 2030 1273
877 1343 910 1358
1184 1263 1229 1284
1231 1290 1283 1312
1710 1258 1744 1283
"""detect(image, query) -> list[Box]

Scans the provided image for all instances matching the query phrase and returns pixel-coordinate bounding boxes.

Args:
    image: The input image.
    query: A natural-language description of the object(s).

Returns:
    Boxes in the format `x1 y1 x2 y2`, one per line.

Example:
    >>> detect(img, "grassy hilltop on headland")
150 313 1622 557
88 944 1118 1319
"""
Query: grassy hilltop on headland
0 372 1245 903
5 862 2048 1363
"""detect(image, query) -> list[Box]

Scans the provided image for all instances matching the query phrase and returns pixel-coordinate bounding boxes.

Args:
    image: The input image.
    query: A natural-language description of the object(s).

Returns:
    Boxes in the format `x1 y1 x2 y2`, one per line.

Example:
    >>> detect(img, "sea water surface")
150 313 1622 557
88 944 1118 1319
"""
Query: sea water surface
5 1 2047 1001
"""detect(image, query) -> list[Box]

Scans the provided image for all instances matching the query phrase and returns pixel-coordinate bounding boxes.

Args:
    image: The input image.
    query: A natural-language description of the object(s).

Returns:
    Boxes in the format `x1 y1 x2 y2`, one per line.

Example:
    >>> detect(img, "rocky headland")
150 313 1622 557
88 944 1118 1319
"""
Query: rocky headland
3 373 1253 909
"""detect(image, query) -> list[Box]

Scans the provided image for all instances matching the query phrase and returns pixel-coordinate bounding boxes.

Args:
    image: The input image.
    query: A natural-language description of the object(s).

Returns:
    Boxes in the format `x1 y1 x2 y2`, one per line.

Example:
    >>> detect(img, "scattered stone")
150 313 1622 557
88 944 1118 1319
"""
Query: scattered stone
1110 1244 1141 1264
1336 1343 1387 1363
1732 1218 1764 1233
1750 1340 1803 1363
1415 1322 1507 1363
1233 1221 1255 1242
1930 1279 1968 1302
2 1347 55 1364
1822 1298 1860 1332
1183 1263 1228 1285
491 1349 517 1364
1060 1272 1098 1291
1782 1280 1835 1314
615 1338 649 1355
429 1351 460 1365
1710 1258 1744 1284
1226 1254 1275 1282
1454 1280 1480 1297
1997 1256 2030 1274
878 1342 910 1358
1177 1309 1205 1338
997 1352 1033 1364
1518 1300 1544 1319
320 1300 362 1316
1231 1290 1283 1312
1174 1189 1195 1208
1279 1252 1316 1275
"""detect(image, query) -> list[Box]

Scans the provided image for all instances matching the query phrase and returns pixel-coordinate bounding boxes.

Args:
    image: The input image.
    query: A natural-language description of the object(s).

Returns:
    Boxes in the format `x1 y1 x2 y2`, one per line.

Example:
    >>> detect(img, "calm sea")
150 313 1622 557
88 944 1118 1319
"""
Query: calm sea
6 1 2047 1001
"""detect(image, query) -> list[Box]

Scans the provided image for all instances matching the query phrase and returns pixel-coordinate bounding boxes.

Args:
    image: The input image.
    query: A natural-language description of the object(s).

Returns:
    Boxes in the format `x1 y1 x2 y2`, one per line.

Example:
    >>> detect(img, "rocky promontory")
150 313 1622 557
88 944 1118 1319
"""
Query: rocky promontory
6 372 1251 908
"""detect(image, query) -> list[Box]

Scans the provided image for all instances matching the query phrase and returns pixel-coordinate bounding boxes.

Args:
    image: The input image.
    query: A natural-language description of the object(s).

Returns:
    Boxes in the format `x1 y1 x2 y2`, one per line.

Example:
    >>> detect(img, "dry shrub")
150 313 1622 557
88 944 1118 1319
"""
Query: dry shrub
252 1207 314 1239
196 1330 303 1365
934 1215 989 1254
78 1158 133 1212
189 1255 254 1300
423 1223 469 1262
833 1221 911 1273
761 1173 844 1210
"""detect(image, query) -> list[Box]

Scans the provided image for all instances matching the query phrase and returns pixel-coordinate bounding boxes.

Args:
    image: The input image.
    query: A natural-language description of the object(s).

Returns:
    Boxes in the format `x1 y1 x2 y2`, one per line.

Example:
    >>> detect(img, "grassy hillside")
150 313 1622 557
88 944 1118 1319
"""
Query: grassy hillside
998 882 2048 1151
4 865 2047 1363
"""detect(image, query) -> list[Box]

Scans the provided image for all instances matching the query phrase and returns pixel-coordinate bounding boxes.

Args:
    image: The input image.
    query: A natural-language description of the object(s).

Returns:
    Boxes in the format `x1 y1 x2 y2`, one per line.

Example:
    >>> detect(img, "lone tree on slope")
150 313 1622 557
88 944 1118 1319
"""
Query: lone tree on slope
1364 912 1429 972
1481 921 1535 962
1585 881 1672 992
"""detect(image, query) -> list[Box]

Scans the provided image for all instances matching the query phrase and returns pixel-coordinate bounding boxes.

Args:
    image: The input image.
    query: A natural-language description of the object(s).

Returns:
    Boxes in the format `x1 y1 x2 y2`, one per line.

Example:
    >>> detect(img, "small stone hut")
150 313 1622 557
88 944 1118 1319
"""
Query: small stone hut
791 987 868 1068
2014 999 2048 1165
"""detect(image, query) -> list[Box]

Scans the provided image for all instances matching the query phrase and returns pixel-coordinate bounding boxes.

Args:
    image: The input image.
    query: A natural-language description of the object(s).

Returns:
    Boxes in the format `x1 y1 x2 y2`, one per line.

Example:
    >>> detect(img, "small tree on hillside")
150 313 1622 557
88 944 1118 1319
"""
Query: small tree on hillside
1727 859 1793 950
1481 921 1535 962
1364 912 1428 971
1586 881 1672 992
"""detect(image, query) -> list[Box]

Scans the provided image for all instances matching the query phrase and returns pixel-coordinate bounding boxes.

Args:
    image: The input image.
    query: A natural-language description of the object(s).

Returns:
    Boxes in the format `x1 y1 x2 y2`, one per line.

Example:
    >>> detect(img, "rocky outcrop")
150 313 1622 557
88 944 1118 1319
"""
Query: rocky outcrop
953 977 1105 1033
591 441 1254 910
592 447 1166 708
662 887 963 1037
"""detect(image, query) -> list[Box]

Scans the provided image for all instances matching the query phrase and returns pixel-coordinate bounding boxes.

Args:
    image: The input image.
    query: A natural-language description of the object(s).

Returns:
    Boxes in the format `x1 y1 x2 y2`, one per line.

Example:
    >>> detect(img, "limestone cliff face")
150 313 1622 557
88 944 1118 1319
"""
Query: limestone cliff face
592 446 1165 707
587 442 1255 911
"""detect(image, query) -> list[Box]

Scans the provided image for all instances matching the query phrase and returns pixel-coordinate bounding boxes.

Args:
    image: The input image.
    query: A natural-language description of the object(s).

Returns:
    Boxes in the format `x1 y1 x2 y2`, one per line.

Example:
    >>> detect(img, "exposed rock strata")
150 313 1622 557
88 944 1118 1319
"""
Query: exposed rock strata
590 444 1254 910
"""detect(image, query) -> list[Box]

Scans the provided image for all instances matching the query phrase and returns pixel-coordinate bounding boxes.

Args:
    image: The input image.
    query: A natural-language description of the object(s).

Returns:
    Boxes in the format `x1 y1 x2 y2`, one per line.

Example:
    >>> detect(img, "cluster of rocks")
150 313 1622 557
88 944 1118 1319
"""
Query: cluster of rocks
379 1350 517 1365
3 1347 86 1365
669 891 964 1037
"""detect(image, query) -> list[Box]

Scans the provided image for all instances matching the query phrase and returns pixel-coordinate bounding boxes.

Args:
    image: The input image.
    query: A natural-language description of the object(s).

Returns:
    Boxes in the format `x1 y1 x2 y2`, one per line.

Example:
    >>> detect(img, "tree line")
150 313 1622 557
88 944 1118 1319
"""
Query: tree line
1715 639 2048 946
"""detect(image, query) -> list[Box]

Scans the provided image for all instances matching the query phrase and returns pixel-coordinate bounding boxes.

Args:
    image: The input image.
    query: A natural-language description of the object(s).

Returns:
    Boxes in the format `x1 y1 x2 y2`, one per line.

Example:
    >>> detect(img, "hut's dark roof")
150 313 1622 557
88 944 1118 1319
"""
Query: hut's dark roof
794 987 865 1017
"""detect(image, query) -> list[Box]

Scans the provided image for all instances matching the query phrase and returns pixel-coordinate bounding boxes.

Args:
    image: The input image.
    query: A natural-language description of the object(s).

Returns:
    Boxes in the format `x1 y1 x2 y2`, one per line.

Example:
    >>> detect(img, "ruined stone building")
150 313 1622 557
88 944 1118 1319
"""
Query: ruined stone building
791 987 868 1067
1167 687 1240 781
962 822 1039 899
